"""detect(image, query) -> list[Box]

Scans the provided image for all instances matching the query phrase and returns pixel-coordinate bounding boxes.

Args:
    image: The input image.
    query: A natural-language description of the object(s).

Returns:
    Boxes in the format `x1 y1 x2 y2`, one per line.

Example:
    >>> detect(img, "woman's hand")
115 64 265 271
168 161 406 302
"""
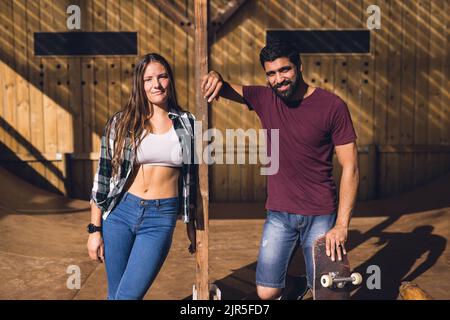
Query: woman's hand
187 220 196 254
87 232 105 263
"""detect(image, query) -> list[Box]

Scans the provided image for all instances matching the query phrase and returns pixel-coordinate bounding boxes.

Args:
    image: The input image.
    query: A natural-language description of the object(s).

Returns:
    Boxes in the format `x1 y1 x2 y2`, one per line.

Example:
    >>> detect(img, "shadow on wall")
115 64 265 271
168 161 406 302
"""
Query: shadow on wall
0 144 63 197
209 172 450 220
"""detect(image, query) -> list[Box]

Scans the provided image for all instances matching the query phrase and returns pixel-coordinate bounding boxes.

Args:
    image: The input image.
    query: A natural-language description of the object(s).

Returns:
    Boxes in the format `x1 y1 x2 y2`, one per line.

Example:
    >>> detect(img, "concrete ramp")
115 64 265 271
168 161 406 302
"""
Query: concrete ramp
0 167 95 299
0 167 89 214
0 169 448 299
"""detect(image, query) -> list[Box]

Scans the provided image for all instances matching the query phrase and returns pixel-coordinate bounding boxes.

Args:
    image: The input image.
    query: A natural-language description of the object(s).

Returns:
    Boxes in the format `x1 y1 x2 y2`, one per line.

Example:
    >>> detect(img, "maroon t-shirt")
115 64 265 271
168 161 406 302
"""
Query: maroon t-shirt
243 86 357 215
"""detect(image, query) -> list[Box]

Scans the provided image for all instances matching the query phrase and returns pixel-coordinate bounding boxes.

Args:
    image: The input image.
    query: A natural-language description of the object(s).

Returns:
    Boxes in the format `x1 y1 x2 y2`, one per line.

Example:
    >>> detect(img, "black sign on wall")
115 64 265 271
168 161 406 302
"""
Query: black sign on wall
34 32 138 56
266 30 371 54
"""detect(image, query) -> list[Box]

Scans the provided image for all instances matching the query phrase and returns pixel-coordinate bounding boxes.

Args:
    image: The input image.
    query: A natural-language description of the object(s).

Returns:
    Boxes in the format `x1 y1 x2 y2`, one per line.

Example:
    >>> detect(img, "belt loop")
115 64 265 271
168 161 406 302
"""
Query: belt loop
156 199 160 209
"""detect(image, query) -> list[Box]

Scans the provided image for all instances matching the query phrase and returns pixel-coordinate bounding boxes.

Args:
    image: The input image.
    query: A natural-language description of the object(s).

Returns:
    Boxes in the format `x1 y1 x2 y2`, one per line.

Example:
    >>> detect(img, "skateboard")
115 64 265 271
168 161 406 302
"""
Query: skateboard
312 235 362 300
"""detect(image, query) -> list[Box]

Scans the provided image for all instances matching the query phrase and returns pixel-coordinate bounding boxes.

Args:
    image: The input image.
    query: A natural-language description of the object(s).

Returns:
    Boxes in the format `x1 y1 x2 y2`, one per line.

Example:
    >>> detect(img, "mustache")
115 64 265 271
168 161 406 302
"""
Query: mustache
274 80 292 89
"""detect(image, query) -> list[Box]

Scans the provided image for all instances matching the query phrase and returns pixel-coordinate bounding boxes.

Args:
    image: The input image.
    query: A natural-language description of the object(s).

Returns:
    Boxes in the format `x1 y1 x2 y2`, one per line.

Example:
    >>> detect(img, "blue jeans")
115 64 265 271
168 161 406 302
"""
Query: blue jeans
102 192 179 300
256 210 337 290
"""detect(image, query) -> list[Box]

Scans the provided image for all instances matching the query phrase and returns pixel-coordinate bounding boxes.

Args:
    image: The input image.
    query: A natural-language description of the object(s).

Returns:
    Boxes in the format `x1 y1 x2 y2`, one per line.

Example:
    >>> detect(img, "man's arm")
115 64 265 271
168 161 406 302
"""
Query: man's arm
335 141 359 228
202 71 245 104
325 141 359 261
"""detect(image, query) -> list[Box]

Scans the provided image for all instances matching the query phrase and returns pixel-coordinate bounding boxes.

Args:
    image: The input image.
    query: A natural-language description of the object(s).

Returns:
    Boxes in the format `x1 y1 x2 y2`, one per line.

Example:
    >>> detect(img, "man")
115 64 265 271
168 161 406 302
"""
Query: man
202 41 359 300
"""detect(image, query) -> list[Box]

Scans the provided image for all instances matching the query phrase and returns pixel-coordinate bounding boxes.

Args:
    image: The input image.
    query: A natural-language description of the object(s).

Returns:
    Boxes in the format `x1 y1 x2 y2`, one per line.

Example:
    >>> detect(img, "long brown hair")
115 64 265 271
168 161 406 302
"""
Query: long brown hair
105 53 182 178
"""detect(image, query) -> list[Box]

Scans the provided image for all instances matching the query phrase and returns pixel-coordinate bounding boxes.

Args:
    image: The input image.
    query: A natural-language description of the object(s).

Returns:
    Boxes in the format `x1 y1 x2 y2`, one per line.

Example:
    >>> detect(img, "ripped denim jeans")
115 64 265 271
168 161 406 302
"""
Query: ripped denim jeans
255 209 336 289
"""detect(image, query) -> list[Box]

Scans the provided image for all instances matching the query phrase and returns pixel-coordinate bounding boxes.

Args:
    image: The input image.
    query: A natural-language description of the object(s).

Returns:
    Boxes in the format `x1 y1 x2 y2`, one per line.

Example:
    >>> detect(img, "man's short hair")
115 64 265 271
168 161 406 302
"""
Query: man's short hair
259 41 302 69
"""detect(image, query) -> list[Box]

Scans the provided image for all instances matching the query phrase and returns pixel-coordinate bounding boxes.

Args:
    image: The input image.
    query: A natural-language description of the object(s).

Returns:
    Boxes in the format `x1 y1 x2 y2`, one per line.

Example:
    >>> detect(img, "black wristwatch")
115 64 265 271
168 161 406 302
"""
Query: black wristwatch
87 223 102 234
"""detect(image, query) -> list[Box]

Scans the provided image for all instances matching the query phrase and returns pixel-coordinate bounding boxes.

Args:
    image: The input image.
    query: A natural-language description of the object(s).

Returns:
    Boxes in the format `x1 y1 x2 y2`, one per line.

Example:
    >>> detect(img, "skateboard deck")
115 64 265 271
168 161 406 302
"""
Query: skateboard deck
312 235 362 300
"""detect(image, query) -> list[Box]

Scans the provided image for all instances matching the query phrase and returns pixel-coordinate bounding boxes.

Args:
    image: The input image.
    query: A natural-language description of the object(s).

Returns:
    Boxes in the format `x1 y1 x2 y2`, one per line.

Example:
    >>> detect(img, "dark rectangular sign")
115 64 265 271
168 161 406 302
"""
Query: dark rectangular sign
267 30 370 54
34 32 138 56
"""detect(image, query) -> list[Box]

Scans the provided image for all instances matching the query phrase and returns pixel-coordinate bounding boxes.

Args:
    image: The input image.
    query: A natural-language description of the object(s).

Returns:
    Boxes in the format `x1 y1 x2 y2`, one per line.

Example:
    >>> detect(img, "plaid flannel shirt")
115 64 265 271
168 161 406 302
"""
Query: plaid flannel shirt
90 109 198 223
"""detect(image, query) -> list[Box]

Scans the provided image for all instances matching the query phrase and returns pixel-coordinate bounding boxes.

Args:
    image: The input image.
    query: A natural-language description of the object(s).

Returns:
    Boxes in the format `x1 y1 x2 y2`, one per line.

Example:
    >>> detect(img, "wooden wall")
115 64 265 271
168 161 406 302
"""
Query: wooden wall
0 0 448 203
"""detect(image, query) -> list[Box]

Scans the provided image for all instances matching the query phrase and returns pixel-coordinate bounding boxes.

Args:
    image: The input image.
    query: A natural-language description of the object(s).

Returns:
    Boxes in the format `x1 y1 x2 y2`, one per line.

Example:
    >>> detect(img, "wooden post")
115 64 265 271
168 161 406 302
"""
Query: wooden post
194 0 210 300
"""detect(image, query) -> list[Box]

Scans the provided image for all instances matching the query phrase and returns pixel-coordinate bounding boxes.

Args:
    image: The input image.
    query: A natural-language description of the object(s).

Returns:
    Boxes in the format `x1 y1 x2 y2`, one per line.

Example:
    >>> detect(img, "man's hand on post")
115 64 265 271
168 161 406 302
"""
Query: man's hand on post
201 71 223 103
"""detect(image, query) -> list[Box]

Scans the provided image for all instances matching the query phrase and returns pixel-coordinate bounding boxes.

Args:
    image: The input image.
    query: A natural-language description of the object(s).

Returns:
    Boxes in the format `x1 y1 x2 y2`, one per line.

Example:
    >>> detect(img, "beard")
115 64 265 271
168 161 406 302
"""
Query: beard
270 75 300 102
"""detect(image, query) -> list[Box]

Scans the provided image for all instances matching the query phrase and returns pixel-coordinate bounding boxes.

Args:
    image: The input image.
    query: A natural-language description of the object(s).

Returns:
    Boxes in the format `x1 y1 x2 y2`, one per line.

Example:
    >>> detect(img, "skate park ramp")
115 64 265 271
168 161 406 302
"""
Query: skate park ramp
0 167 92 299
0 167 89 214
0 167 448 299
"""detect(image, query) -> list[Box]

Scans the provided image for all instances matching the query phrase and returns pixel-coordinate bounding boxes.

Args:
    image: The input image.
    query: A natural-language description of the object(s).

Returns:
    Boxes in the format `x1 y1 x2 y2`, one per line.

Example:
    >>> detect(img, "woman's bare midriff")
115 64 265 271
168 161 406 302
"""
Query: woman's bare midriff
123 164 180 199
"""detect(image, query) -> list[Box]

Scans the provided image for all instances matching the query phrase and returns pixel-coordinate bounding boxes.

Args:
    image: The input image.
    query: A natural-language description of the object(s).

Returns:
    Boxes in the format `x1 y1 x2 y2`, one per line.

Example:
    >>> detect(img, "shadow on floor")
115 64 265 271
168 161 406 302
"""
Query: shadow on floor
183 216 447 300
350 225 446 299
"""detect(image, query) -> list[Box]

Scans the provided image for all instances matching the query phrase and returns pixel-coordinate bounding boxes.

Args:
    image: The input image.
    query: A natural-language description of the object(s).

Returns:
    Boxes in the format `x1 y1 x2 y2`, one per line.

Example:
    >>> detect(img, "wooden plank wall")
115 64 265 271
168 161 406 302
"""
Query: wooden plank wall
0 0 448 202
210 0 449 202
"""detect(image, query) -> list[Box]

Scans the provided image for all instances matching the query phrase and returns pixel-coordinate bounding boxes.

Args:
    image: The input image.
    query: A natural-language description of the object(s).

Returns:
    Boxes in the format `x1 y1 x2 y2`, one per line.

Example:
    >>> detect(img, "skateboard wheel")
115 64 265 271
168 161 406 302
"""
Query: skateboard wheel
351 273 363 285
321 275 333 288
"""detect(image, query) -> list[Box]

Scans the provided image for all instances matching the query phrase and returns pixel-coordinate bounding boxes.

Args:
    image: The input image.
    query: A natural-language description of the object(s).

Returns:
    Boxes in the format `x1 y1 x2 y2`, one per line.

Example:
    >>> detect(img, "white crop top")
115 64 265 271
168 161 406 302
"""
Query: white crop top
135 126 183 167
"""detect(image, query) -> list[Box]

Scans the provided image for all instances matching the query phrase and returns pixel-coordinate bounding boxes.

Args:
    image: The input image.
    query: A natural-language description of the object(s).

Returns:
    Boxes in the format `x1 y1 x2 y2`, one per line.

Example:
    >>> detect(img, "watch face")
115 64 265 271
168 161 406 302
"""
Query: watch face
88 224 101 233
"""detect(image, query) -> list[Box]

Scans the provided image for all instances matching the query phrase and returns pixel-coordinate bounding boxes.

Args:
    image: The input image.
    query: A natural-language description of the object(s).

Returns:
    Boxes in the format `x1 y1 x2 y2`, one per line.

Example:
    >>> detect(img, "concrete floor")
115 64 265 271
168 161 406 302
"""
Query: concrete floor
0 167 448 300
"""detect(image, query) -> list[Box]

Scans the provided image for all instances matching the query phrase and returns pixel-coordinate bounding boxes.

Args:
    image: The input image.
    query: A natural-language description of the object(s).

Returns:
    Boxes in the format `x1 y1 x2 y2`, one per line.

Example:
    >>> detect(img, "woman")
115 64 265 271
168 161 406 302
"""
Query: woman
87 53 197 300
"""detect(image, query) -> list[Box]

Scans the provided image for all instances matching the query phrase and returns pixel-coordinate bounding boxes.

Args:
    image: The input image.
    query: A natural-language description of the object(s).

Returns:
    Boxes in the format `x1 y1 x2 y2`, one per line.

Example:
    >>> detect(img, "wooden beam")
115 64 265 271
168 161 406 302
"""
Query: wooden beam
210 0 248 36
2 145 448 162
0 153 65 162
194 0 210 301
152 0 247 43
378 145 450 154
153 0 194 36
